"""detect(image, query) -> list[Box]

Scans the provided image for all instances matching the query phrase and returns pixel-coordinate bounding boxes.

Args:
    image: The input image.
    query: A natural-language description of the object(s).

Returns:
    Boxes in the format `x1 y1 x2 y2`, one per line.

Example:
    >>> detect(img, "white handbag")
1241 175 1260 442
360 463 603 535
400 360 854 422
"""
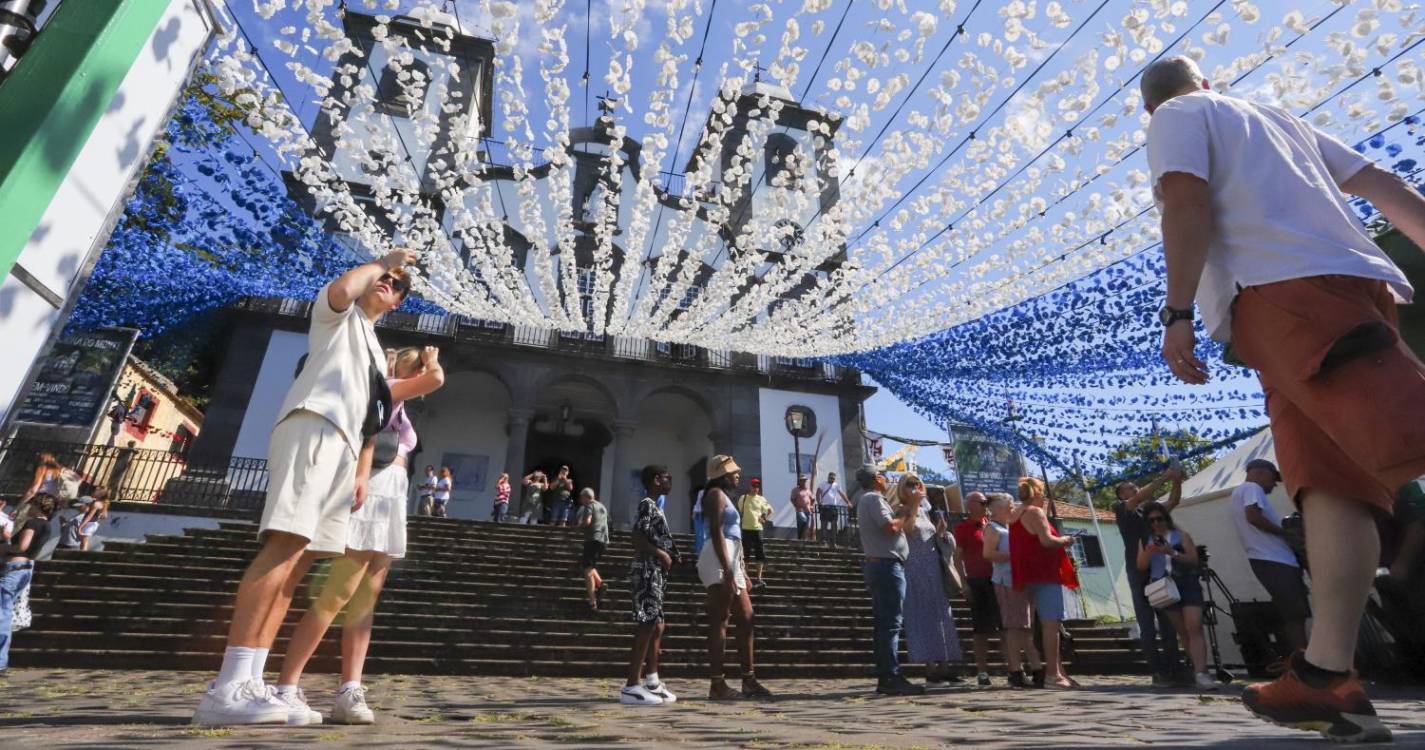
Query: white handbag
1145 544 1182 609
1145 575 1181 609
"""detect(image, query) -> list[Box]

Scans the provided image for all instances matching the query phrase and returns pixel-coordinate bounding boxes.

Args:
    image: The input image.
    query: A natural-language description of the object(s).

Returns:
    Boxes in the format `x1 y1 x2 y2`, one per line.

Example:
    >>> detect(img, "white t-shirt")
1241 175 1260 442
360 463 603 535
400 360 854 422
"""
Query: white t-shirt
816 481 846 507
1145 90 1412 342
1230 481 1298 567
275 281 385 457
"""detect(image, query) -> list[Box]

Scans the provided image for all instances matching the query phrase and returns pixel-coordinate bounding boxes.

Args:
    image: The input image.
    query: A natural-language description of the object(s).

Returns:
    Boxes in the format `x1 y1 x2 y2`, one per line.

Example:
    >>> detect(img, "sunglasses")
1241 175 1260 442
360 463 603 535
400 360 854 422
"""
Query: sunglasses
378 273 411 295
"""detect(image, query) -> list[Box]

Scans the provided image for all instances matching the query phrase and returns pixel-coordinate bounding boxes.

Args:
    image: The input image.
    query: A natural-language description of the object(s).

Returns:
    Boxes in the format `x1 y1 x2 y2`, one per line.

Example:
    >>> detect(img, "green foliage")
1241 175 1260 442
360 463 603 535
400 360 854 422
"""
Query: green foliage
1052 429 1216 510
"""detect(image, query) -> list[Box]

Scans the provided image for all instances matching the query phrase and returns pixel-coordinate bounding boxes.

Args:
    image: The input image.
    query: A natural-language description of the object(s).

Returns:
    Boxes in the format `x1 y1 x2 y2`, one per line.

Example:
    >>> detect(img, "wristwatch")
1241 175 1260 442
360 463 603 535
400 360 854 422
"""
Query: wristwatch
1158 305 1193 327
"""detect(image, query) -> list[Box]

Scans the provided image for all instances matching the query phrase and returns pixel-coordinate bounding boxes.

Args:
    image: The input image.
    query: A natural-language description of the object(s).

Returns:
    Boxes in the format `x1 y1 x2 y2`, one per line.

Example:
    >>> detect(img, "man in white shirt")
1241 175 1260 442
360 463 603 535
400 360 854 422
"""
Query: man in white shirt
193 248 416 727
1231 459 1309 654
1145 55 1425 743
816 472 850 549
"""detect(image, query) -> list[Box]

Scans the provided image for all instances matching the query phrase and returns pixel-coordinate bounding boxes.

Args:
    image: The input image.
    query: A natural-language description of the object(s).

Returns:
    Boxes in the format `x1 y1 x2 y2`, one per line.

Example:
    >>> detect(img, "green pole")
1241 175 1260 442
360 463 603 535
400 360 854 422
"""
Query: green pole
0 0 172 282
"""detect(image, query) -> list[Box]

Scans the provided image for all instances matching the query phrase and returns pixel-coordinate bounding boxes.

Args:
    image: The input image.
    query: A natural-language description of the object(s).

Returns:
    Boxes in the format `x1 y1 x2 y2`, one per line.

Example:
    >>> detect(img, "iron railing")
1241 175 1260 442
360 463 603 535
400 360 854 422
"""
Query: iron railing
234 296 858 382
0 439 268 513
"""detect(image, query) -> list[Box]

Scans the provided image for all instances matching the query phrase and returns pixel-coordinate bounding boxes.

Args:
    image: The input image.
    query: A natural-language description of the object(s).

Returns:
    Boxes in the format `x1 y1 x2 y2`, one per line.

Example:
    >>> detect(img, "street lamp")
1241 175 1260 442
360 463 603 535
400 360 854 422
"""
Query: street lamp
786 409 805 478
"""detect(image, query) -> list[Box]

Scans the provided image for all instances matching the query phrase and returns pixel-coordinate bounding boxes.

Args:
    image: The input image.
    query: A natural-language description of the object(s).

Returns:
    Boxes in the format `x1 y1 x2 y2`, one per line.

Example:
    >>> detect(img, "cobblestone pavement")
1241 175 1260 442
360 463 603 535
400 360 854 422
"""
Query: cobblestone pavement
1 669 1423 748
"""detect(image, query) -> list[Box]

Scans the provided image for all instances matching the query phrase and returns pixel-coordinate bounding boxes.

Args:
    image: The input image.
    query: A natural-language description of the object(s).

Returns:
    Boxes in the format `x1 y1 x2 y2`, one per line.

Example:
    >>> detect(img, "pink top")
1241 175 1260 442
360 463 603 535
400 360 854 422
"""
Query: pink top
791 488 814 512
389 401 418 461
496 477 511 504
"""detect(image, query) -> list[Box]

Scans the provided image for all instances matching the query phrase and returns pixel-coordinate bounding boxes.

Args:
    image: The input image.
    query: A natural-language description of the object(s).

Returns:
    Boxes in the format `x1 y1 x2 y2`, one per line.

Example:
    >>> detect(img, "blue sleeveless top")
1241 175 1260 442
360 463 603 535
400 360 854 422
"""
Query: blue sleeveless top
989 521 1012 587
1148 529 1185 581
715 491 741 542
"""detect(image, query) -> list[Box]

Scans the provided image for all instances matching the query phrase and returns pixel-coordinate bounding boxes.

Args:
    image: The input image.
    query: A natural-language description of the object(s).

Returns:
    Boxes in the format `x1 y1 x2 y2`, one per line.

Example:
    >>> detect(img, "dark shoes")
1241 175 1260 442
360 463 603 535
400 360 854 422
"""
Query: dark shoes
741 676 773 700
1008 670 1029 689
876 677 926 696
1031 668 1046 689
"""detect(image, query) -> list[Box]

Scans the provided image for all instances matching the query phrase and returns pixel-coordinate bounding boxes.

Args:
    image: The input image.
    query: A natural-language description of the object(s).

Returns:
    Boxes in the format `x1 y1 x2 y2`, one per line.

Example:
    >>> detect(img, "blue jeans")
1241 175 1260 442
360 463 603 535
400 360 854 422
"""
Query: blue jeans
491 503 508 523
550 499 572 524
0 562 34 671
1127 567 1181 675
862 559 906 680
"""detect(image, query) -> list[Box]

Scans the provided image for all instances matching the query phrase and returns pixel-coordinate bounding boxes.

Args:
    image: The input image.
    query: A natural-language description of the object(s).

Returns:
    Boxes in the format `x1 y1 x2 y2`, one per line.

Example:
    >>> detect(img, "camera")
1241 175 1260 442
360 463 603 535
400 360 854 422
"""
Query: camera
1197 544 1209 565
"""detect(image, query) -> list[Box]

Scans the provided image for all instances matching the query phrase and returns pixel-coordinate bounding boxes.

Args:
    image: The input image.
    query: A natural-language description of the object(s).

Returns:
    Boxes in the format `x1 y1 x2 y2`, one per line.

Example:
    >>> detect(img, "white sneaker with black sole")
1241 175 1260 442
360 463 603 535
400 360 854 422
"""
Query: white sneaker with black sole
331 685 375 724
192 679 290 726
273 687 323 725
1195 672 1220 691
644 681 677 703
619 685 664 705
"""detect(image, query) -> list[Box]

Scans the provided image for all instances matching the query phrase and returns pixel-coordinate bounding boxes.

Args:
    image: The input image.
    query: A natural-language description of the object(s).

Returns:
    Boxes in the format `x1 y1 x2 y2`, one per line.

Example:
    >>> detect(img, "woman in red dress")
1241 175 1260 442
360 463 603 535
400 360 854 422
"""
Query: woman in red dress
1009 477 1080 689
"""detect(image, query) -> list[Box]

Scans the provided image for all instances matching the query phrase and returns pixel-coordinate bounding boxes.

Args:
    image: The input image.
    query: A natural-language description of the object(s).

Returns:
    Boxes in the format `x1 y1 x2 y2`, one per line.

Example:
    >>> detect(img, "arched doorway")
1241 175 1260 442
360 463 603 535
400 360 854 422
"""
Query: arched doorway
524 375 618 512
627 388 714 534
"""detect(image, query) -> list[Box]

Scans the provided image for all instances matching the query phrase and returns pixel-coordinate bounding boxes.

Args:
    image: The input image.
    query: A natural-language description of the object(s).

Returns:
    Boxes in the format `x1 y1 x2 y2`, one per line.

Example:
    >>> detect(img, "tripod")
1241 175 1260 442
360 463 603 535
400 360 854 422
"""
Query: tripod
1198 547 1238 684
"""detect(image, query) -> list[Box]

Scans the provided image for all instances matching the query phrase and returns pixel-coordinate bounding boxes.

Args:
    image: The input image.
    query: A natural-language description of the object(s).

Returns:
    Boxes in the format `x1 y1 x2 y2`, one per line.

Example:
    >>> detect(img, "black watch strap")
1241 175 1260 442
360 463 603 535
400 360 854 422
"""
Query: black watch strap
1159 306 1193 327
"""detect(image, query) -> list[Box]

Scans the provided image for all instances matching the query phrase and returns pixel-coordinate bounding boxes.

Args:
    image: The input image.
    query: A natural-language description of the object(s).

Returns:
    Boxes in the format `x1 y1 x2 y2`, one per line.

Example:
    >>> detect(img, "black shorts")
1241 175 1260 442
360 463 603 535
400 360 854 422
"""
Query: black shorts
966 577 1002 634
1250 559 1311 621
580 539 606 570
743 530 766 562
819 506 840 525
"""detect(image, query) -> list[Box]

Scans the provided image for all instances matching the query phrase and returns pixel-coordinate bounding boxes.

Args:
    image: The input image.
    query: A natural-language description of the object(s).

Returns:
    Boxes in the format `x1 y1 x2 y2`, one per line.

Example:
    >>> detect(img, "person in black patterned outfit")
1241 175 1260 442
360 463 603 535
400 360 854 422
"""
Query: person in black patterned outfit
621 465 680 705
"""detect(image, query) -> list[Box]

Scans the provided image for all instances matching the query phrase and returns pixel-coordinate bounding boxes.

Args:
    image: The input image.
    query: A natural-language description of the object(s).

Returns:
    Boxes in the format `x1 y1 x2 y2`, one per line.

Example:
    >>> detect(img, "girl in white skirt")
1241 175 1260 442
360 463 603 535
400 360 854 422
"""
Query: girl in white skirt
273 346 445 725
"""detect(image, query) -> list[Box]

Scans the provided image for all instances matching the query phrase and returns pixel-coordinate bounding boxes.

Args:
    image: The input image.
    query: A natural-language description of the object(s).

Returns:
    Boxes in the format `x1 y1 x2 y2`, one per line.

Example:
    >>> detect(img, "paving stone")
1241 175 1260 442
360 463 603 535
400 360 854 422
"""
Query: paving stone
1 669 1422 748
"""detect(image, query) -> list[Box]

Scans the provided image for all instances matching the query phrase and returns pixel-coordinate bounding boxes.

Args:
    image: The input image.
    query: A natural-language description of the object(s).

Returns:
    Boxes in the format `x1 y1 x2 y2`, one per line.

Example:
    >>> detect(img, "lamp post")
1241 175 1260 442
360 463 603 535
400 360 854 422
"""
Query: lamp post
786 409 805 478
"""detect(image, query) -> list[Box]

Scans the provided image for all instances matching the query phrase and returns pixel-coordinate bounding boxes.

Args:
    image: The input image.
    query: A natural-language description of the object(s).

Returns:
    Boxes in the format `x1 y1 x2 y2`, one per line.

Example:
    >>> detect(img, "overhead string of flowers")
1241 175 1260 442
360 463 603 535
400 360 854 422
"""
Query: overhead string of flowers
199 0 1425 357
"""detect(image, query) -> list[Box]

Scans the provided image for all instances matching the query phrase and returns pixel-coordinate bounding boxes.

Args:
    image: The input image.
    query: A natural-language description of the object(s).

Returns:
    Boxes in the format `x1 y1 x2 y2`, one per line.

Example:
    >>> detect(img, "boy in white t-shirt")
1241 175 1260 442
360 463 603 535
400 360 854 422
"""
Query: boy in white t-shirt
193 248 417 727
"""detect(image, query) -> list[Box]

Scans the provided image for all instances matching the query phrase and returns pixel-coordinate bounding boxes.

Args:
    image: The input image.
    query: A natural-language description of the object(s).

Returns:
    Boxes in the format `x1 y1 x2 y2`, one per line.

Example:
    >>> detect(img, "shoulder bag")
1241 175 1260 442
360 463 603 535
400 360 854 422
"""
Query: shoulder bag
370 402 405 470
933 533 965 601
1144 538 1182 609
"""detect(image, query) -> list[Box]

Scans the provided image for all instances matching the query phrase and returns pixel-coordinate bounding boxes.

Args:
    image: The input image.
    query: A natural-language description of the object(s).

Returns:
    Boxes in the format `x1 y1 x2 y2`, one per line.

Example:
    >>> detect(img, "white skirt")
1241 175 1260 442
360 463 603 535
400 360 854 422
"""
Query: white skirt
697 537 748 595
347 464 409 559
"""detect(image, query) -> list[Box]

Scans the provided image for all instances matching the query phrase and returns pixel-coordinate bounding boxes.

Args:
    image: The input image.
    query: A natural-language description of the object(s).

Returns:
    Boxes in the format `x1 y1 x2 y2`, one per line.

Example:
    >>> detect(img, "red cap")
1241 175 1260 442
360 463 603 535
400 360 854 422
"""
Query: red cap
750 477 761 486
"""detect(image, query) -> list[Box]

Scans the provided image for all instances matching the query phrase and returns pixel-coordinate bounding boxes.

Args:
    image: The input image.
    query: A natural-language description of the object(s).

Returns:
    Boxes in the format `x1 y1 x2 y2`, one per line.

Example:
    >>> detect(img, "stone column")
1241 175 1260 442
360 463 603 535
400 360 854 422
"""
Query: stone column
609 420 639 527
504 408 534 486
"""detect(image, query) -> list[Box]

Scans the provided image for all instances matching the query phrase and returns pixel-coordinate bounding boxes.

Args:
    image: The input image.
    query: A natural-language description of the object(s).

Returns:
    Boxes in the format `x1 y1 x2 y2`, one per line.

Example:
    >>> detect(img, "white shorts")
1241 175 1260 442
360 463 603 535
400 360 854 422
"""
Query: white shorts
258 410 357 557
347 463 409 558
697 538 748 595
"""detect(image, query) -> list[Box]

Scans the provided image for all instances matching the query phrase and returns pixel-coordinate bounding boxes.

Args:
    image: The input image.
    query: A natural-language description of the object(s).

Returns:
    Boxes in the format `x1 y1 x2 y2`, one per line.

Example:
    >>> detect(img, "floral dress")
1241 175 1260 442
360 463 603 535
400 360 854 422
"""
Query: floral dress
903 514 963 664
631 497 680 623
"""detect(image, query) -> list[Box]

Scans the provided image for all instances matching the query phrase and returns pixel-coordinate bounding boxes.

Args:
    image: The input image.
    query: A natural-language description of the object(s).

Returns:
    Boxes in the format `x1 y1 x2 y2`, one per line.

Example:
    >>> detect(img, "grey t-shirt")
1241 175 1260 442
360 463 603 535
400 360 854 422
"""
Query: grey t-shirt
856 490 908 561
576 501 609 544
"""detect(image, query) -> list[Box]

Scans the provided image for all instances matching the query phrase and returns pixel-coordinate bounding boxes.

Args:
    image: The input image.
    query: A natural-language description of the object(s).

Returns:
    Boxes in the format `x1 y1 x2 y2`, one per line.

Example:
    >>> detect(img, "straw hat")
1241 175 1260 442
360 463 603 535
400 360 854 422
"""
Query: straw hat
706 454 741 482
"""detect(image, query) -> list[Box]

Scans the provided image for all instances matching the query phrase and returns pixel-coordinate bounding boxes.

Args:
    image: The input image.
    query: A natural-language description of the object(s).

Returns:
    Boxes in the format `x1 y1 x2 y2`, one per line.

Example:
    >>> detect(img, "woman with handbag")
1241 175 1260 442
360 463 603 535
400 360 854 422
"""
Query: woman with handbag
894 474 963 686
1136 502 1218 691
273 345 445 725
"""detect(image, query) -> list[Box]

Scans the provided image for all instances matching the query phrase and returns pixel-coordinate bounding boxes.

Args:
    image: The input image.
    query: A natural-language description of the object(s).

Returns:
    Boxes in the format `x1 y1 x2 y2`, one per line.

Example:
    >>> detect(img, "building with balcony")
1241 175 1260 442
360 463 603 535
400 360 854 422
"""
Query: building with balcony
188 298 874 532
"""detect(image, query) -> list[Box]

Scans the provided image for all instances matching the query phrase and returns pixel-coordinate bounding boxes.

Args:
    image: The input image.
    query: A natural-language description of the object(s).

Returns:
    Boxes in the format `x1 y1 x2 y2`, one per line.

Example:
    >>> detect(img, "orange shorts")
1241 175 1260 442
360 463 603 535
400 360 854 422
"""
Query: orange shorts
1231 275 1425 512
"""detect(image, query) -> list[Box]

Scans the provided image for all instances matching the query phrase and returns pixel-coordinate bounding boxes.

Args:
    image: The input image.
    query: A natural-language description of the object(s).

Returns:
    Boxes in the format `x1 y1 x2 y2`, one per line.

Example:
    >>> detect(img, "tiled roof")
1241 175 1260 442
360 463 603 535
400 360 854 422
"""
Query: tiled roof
1052 500 1117 523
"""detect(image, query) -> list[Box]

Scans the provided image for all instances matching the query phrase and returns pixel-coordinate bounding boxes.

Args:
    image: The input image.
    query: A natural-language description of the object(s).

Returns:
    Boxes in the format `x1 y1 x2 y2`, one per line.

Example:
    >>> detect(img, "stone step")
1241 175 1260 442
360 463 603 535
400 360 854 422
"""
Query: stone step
18 514 1147 677
12 631 1146 675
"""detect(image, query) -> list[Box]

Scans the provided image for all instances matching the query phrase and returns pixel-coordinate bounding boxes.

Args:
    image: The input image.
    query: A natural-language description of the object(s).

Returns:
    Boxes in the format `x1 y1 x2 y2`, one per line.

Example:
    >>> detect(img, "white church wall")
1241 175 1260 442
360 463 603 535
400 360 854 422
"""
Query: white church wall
232 329 305 460
758 387 844 530
625 391 713 535
412 370 511 520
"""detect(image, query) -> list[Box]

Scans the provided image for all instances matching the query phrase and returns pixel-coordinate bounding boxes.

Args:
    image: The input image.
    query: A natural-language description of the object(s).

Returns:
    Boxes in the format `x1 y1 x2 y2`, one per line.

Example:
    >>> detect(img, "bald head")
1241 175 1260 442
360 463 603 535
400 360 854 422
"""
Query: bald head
966 491 987 519
1141 55 1208 113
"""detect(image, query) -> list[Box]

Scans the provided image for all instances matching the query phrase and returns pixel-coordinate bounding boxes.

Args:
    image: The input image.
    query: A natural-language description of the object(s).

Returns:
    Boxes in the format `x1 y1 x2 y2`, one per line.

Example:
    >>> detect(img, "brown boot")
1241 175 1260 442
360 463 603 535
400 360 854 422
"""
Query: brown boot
708 680 741 701
741 675 773 700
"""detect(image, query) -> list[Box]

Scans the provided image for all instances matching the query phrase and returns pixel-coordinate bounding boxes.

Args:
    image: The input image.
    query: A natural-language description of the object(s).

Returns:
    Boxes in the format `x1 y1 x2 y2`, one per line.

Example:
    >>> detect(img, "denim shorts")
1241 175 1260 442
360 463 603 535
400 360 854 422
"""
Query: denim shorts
1026 582 1065 621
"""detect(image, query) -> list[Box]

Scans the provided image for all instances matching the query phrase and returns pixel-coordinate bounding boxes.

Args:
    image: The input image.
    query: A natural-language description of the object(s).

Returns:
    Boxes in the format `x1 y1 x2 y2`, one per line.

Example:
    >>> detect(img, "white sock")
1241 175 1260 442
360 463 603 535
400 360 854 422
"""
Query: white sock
275 684 297 698
339 681 361 693
643 672 660 687
251 648 269 686
216 646 256 689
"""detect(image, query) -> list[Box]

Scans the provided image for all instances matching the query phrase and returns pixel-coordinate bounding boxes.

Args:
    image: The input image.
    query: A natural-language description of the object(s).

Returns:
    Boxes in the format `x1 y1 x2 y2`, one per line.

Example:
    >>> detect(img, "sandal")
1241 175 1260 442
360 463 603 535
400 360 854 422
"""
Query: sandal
741 676 773 700
708 681 741 701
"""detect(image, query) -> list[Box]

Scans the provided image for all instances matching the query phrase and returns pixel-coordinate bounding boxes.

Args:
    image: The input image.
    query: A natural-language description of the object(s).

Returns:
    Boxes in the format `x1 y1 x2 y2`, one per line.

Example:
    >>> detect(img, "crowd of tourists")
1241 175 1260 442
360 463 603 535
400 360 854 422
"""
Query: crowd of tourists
7 51 1425 746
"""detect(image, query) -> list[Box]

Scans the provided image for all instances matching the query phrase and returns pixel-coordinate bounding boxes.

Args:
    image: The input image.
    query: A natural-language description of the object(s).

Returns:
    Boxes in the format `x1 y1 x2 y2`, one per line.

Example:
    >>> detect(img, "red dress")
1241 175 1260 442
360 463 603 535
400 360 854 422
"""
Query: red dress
1009 513 1079 591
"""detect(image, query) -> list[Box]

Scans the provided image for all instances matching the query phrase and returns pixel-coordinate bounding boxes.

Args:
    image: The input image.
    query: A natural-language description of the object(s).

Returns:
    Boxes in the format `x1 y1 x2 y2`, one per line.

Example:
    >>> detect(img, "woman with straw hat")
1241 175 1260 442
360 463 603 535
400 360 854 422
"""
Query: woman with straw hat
698 455 773 701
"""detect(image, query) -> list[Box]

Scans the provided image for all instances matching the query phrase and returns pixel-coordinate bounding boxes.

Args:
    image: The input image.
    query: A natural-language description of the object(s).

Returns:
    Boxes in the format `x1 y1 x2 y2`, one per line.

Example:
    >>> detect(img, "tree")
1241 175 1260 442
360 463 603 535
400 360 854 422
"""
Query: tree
1053 429 1217 511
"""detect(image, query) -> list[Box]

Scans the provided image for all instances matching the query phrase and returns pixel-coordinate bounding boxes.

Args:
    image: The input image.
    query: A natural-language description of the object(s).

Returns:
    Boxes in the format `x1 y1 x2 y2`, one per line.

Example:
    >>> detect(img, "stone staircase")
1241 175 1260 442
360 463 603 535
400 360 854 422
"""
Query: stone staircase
13 517 1148 678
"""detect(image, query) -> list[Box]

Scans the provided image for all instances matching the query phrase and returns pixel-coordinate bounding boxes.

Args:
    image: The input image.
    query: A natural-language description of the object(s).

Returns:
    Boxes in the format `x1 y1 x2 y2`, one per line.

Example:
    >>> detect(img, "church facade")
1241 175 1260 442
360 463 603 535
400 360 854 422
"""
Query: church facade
191 302 873 533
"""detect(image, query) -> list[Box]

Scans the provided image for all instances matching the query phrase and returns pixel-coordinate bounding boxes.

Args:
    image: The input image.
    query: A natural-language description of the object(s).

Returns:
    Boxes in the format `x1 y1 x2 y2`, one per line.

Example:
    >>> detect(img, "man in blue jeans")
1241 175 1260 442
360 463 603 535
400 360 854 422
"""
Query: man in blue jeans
1111 468 1185 685
854 466 923 696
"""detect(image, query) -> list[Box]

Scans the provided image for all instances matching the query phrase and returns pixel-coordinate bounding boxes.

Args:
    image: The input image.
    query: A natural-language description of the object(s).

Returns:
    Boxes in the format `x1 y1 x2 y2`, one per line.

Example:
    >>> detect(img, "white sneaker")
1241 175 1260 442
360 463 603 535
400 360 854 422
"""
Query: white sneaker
1195 672 1219 691
192 679 290 726
644 681 677 704
331 685 375 725
273 687 323 725
619 685 664 705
